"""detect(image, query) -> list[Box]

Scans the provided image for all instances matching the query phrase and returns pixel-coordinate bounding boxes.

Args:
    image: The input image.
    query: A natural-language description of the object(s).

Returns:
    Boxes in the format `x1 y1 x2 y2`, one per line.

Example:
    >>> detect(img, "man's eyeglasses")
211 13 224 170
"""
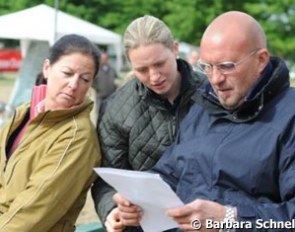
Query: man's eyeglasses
197 48 261 75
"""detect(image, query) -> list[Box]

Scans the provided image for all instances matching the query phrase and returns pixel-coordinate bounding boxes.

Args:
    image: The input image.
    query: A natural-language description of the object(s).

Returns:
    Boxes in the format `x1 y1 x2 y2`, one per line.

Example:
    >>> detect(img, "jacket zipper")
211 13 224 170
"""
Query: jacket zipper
2 112 16 172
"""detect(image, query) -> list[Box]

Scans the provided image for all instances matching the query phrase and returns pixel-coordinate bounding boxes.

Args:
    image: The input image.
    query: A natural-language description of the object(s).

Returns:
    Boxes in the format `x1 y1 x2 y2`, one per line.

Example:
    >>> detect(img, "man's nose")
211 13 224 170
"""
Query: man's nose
209 67 225 85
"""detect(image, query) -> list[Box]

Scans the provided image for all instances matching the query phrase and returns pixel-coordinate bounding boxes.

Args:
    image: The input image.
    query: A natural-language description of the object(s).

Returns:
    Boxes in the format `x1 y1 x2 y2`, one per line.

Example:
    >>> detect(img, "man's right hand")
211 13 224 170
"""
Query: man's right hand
113 193 142 227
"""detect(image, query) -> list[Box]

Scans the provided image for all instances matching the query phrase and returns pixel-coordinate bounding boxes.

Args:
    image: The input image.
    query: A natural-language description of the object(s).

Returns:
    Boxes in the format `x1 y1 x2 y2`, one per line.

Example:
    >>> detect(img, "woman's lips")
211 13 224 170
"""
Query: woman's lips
61 92 74 100
152 80 166 89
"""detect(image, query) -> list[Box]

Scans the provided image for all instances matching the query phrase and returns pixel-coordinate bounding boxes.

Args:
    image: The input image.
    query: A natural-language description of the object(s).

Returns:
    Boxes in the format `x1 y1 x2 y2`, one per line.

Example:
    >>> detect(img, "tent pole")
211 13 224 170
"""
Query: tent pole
54 0 60 43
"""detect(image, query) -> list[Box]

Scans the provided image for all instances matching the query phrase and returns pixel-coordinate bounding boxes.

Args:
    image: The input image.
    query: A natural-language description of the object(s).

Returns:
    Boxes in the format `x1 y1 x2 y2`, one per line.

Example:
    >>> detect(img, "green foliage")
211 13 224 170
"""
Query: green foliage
244 0 295 58
0 75 16 82
0 0 55 15
0 0 294 60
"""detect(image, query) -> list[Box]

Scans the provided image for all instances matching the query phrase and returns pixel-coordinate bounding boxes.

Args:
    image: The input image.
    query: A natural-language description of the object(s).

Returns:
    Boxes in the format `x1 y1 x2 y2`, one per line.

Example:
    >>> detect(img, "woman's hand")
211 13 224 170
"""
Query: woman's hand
113 193 142 227
105 207 125 232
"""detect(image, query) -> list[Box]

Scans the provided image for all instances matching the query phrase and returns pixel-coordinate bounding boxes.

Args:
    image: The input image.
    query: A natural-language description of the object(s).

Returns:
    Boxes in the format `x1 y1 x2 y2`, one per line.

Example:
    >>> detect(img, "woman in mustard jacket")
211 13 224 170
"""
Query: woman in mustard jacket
0 34 101 232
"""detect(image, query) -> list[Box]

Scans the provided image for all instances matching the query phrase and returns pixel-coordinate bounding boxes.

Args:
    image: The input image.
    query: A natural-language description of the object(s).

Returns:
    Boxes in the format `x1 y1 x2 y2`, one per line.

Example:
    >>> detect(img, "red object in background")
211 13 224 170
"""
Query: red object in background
0 49 22 72
30 84 47 119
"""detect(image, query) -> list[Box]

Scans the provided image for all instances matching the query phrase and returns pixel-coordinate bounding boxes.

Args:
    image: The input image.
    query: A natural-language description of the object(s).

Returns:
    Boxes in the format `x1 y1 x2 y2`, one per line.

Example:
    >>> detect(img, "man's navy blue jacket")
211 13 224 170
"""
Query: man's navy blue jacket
154 57 295 231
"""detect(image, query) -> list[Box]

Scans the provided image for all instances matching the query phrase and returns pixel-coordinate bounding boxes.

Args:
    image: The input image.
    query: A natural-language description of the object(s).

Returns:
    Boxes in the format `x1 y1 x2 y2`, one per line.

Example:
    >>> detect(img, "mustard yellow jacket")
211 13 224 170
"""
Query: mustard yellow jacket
0 99 101 232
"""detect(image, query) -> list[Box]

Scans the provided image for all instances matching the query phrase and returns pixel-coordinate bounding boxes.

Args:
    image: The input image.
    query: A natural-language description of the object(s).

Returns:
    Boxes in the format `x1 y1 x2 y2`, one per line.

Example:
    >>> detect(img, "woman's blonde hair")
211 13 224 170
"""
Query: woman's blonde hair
123 15 174 61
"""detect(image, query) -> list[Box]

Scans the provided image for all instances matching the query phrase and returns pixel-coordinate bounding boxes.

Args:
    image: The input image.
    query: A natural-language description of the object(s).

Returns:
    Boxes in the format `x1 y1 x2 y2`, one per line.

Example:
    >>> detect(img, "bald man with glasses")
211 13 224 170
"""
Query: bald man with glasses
113 11 295 232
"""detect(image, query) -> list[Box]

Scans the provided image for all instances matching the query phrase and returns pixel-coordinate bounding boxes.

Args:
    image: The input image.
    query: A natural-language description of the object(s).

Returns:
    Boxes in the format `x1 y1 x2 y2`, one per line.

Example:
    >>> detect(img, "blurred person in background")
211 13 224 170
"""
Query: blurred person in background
0 34 101 232
91 15 204 232
186 49 199 71
92 51 117 113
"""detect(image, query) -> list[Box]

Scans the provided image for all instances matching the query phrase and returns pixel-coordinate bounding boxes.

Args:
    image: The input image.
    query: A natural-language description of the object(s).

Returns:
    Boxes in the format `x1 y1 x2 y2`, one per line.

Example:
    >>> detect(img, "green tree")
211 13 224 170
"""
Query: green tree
244 0 295 58
0 0 55 15
0 0 294 59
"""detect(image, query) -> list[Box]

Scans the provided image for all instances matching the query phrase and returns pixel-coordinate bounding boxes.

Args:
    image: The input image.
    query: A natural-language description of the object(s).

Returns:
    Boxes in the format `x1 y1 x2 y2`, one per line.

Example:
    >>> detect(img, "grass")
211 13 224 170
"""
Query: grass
0 75 16 83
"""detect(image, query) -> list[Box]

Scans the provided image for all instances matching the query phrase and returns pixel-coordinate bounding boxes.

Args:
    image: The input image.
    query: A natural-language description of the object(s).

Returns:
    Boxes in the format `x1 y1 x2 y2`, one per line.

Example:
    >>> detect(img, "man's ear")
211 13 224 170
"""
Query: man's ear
257 48 270 74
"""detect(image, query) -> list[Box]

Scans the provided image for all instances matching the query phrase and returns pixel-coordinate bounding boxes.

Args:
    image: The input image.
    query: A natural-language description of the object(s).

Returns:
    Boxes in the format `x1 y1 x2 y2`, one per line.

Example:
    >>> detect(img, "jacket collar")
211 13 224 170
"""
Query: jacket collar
193 56 290 123
5 98 93 143
31 98 93 123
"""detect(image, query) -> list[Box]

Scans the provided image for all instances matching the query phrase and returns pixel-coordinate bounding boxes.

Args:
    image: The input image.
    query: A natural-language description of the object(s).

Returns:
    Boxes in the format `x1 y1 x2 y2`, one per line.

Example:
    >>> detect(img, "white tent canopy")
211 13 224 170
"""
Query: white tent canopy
0 4 122 69
0 4 123 107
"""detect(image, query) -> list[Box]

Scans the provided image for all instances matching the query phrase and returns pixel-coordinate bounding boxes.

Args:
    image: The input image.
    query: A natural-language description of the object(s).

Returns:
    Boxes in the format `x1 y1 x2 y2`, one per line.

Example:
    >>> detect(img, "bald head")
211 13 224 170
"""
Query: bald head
199 11 270 110
201 11 267 54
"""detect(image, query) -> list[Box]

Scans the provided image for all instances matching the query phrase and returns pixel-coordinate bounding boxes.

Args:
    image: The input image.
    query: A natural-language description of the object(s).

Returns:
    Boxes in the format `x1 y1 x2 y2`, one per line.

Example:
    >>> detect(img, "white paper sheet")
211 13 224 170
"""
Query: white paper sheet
94 167 183 232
